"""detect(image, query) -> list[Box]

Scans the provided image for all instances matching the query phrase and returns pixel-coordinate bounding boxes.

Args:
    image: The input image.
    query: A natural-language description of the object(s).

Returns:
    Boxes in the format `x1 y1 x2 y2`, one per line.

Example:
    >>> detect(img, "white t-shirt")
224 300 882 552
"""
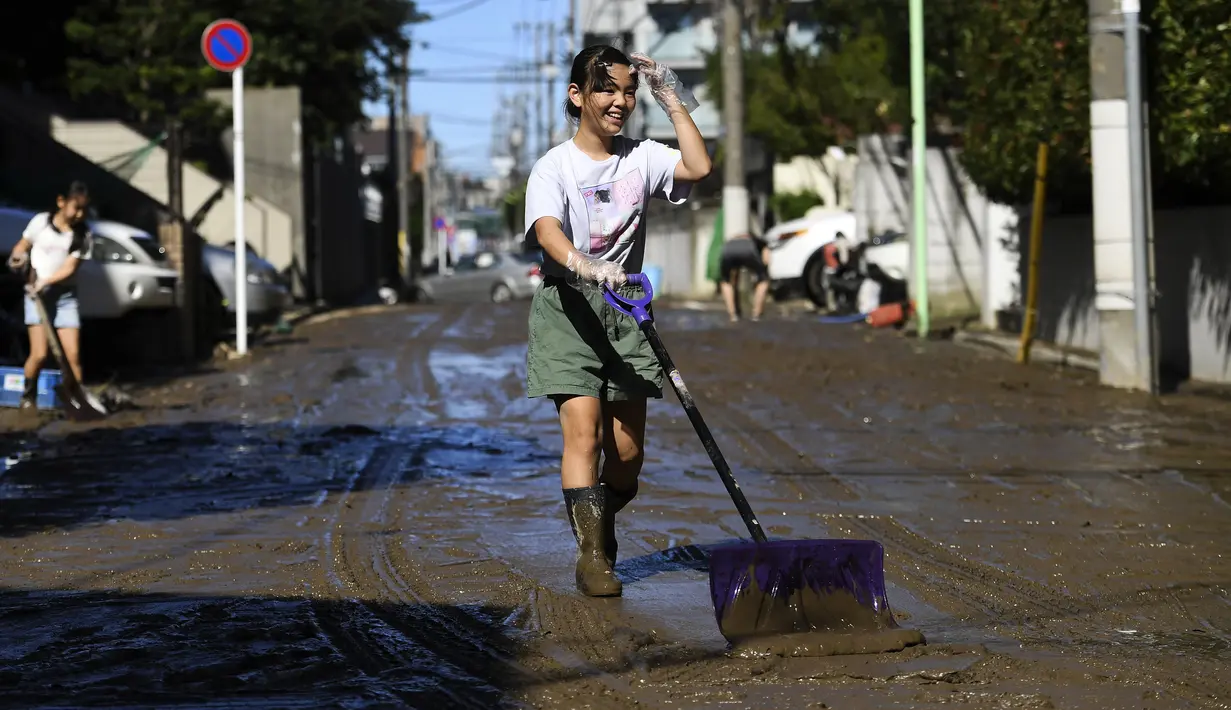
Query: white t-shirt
524 136 689 278
22 212 91 285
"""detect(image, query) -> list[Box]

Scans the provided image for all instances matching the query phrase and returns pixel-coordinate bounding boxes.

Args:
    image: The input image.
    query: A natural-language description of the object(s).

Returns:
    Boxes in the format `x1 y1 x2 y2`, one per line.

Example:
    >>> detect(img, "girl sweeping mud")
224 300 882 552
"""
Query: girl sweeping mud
523 45 711 596
6 181 92 409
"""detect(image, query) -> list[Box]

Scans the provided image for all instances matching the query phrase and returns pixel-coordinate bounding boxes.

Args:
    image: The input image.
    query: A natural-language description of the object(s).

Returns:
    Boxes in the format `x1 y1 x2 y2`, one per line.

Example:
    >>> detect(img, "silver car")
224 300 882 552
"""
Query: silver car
0 207 179 320
92 221 292 327
202 243 292 327
416 250 543 304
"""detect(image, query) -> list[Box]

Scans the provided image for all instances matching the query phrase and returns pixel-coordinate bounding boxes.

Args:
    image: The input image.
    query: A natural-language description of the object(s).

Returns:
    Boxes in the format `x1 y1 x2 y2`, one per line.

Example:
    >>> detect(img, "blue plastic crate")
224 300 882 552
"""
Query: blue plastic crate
0 367 61 410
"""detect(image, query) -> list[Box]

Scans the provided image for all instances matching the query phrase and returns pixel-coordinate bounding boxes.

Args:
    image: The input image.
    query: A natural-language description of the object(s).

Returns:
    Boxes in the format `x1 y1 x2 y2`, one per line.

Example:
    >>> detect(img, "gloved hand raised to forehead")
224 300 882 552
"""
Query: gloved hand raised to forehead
566 250 628 289
628 52 700 115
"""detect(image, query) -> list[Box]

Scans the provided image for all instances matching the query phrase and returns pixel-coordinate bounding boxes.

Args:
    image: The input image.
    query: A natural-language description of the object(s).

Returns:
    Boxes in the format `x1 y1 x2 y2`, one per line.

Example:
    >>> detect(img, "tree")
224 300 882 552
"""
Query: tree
701 0 970 159
707 0 1231 211
952 0 1231 210
703 3 905 158
63 0 423 142
0 4 86 96
1148 0 1231 207
947 0 1092 210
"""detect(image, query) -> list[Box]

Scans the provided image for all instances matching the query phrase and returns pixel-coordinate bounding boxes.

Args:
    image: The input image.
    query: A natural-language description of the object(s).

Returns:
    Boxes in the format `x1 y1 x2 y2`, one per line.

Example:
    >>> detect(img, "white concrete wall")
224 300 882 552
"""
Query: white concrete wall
51 117 295 271
773 151 857 210
1018 206 1231 385
854 135 987 318
642 200 712 297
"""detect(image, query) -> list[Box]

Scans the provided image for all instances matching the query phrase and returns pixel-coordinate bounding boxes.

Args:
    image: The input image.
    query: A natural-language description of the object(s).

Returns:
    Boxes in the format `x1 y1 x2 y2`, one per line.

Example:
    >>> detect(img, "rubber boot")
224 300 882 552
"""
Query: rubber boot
601 482 637 568
19 375 37 411
563 486 622 597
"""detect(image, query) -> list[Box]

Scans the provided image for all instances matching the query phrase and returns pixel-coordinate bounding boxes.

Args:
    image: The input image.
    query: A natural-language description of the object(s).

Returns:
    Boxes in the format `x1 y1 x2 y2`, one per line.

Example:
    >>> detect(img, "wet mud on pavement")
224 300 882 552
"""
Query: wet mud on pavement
1 302 1229 708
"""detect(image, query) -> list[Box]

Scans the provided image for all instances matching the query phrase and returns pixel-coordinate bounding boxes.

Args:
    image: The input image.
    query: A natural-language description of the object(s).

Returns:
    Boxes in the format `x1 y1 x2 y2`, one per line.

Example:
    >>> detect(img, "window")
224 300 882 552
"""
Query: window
132 237 170 264
452 255 478 273
92 235 136 263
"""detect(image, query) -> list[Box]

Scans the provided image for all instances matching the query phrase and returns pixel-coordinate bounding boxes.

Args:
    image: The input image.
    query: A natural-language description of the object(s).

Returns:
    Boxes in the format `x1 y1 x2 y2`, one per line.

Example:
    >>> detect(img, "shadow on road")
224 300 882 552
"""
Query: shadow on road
0 586 735 708
0 421 556 539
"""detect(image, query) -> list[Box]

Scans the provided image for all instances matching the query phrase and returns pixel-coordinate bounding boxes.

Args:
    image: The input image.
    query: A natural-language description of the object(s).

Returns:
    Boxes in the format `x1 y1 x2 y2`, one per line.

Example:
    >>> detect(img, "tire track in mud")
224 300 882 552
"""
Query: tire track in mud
705 398 1229 708
313 444 524 709
319 442 660 709
301 307 654 709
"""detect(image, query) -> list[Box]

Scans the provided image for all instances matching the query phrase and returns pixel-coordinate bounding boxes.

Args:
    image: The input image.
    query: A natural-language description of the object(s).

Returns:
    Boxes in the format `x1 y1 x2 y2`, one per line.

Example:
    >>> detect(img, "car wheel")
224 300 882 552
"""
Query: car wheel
803 255 829 309
490 283 513 303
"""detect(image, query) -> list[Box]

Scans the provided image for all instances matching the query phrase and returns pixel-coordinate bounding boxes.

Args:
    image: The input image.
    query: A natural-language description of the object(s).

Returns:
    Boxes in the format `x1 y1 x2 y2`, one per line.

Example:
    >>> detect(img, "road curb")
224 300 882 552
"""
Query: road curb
293 304 403 330
953 329 1100 371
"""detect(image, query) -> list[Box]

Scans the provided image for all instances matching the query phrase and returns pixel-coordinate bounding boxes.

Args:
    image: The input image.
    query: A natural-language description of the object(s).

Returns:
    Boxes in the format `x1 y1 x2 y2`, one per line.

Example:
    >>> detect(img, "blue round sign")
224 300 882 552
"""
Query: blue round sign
433 217 446 231
202 19 252 72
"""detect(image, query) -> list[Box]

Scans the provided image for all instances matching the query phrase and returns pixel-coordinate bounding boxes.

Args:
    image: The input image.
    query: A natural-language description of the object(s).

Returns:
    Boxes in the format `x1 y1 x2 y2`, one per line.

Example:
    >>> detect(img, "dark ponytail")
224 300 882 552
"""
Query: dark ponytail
563 45 638 124
55 180 91 249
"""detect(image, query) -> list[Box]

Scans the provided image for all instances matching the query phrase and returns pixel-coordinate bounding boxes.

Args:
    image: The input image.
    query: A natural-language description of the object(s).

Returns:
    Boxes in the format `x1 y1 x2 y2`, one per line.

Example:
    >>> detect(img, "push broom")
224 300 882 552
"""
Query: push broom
604 274 922 654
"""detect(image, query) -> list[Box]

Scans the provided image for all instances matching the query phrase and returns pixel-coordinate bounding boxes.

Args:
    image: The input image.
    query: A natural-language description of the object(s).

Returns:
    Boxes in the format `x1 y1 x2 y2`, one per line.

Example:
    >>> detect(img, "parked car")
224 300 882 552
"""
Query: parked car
0 206 179 320
763 210 910 307
764 210 859 305
202 242 292 328
415 250 543 304
91 219 292 328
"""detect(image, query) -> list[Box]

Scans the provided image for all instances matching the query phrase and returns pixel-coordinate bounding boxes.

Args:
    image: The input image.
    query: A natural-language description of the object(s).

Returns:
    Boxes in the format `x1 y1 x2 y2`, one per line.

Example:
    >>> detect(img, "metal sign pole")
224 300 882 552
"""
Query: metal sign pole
233 66 248 355
909 0 929 338
202 18 252 356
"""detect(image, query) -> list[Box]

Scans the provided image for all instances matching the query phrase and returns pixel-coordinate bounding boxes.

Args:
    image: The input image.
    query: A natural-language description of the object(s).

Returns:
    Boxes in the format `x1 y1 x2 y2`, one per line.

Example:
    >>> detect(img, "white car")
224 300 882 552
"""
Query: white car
764 211 858 305
0 207 179 320
763 210 909 307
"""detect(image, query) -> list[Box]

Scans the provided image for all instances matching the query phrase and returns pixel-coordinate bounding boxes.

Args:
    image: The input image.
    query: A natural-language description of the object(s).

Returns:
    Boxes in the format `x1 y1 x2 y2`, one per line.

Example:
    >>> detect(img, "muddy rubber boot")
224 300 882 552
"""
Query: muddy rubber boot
601 482 637 568
563 486 622 597
19 376 37 412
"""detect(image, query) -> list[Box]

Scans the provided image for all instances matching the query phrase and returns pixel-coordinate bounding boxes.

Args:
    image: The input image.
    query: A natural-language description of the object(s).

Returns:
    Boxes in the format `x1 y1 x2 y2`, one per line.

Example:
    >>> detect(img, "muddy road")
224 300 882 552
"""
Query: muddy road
1 302 1228 709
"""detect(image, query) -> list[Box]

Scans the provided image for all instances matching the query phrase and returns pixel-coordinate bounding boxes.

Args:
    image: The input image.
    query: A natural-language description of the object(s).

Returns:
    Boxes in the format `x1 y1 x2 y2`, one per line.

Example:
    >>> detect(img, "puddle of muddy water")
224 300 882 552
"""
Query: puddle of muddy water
427 344 526 421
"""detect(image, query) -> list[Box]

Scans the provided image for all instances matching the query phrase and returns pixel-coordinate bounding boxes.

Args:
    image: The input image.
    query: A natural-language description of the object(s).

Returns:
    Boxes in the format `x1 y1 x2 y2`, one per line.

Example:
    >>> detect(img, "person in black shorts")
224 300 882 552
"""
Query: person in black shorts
718 233 770 322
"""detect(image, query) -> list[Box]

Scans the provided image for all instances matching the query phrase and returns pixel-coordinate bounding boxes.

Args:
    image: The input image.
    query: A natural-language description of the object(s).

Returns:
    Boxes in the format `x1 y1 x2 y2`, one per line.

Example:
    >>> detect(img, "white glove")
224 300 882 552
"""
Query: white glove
629 52 699 115
566 251 628 289
7 252 28 271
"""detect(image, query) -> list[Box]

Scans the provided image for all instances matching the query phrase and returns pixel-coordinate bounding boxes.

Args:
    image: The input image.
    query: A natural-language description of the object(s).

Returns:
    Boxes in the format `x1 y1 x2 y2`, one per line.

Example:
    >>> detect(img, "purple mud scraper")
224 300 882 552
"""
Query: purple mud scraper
604 275 923 655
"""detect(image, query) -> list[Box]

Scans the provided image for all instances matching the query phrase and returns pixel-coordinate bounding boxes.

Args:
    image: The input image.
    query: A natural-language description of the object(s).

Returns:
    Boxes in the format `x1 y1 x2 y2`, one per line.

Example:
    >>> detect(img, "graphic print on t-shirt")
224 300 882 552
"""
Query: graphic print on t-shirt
579 169 644 255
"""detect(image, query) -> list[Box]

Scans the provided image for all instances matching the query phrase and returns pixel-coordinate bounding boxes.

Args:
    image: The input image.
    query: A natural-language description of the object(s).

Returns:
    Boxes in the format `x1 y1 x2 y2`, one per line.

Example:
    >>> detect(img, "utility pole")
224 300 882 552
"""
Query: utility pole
165 118 198 361
397 44 415 291
384 55 398 291
545 21 556 149
1088 0 1157 392
567 0 576 56
720 0 748 241
909 0 929 338
425 138 440 272
566 1 577 140
534 23 544 157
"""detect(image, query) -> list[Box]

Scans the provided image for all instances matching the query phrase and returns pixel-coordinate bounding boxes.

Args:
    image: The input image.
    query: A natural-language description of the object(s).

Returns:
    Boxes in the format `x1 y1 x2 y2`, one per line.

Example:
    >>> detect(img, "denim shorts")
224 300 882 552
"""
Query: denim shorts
24 288 81 330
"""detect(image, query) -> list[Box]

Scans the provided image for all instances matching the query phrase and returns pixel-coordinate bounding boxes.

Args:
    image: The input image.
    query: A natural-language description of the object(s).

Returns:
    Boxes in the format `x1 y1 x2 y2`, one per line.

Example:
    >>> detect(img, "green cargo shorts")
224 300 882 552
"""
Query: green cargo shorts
526 276 664 401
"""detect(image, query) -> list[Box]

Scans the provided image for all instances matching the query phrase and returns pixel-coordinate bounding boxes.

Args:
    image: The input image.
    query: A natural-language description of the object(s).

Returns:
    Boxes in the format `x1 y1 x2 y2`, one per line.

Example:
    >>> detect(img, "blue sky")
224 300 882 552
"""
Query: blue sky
362 0 570 179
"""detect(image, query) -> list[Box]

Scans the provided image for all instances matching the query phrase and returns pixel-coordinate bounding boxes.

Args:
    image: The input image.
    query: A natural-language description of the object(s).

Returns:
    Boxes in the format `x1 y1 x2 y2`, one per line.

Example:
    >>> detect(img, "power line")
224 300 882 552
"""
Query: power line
422 0 499 22
429 113 494 126
420 44 519 62
412 73 552 83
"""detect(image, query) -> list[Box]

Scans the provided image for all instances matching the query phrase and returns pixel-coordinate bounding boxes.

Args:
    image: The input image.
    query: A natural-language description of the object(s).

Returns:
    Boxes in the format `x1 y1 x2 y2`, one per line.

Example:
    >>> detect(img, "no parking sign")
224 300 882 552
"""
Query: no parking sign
202 18 253 354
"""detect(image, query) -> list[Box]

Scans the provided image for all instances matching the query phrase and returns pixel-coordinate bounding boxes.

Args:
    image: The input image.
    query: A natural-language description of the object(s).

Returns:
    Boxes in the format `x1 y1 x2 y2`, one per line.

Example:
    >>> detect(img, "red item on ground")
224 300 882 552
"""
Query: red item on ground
866 301 915 328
